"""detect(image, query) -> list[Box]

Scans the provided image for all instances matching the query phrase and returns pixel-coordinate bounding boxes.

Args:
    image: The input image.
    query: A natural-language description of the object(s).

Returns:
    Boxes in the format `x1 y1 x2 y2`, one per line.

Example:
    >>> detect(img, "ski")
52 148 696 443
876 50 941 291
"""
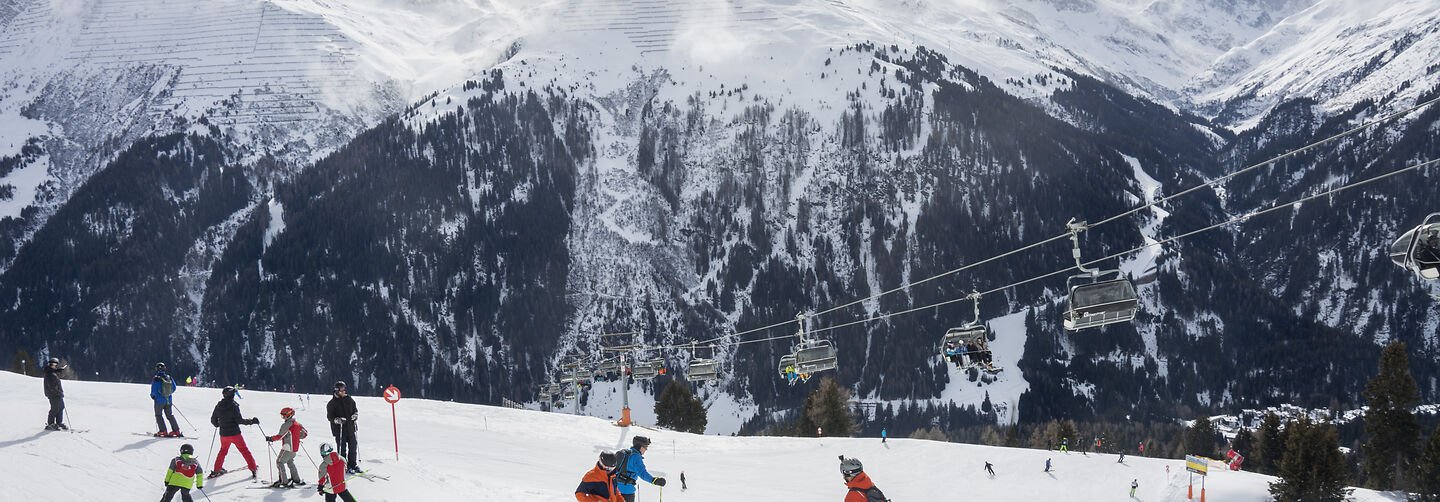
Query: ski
132 432 187 439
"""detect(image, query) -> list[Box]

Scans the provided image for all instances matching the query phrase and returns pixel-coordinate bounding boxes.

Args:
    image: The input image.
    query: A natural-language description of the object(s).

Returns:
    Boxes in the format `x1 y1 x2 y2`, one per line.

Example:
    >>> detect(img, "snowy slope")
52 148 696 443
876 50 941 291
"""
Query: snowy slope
2 371 1405 501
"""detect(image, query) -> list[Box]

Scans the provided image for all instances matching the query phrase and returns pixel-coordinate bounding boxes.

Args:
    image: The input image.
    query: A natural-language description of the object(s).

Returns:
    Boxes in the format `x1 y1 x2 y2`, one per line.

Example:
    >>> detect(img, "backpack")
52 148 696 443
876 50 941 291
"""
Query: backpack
159 375 176 397
849 486 892 502
612 449 635 484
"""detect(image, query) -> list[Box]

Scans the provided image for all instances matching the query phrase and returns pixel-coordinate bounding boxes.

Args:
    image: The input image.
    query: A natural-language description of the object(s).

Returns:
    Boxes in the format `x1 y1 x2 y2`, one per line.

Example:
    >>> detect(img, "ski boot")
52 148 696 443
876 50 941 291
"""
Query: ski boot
207 468 228 479
270 480 287 488
155 431 170 438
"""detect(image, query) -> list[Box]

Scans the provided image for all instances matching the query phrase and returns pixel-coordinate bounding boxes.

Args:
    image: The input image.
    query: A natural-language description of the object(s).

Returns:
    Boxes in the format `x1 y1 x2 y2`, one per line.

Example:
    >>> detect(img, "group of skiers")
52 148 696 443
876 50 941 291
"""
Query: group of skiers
37 361 365 501
574 435 667 502
943 340 994 369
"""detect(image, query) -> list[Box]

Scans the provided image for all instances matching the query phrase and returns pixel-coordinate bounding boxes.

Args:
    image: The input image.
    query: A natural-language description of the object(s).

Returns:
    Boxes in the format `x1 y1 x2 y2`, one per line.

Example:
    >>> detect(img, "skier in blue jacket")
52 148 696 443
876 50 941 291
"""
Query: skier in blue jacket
152 363 182 436
614 436 665 502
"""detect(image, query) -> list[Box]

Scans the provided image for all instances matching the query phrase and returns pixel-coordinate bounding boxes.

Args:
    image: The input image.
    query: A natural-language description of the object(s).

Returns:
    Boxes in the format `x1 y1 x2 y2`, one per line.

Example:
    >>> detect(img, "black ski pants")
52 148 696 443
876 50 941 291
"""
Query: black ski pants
159 486 194 502
47 396 64 426
154 402 179 433
335 426 358 470
324 490 358 502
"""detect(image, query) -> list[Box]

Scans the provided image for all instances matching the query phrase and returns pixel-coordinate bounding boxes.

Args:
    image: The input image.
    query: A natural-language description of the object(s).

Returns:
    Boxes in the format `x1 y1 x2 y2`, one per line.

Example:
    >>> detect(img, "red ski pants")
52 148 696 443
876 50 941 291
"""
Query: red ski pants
215 434 258 471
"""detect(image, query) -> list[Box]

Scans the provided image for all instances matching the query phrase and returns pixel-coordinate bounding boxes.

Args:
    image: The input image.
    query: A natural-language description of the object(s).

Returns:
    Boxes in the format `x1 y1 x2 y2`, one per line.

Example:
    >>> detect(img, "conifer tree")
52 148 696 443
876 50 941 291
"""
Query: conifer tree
796 377 854 437
1362 341 1420 490
1257 412 1286 475
1230 426 1255 463
1415 424 1440 502
1268 418 1349 502
10 349 33 376
1186 415 1218 459
654 380 707 434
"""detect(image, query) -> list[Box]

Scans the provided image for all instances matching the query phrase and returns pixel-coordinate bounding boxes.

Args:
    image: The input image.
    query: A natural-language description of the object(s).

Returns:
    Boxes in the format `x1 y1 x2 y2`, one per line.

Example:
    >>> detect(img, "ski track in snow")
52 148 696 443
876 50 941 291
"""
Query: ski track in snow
0 372 1405 501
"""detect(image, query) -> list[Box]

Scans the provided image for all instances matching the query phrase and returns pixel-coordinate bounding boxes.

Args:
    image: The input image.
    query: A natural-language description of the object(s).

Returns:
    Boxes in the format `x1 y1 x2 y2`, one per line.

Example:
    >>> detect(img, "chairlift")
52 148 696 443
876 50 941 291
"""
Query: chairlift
1062 219 1140 331
777 353 798 384
939 292 999 372
1390 213 1440 280
777 314 838 384
630 359 663 380
686 343 720 383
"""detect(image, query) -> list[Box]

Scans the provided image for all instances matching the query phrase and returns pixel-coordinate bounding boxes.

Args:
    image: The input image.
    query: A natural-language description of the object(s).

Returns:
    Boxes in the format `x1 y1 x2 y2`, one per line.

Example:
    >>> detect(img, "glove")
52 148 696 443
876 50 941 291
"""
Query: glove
350 414 358 422
333 418 344 425
653 477 666 487
265 436 275 442
317 486 325 494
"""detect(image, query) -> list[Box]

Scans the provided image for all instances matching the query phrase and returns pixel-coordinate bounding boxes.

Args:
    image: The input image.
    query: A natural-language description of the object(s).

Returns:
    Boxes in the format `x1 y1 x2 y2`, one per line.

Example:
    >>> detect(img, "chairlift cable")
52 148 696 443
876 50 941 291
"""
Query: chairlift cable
687 95 1440 347
799 157 1437 338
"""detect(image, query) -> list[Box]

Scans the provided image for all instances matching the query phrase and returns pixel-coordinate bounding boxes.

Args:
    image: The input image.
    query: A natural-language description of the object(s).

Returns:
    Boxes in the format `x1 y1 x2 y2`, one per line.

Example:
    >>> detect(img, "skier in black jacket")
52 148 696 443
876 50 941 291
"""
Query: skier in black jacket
326 381 360 473
209 386 259 478
43 358 67 430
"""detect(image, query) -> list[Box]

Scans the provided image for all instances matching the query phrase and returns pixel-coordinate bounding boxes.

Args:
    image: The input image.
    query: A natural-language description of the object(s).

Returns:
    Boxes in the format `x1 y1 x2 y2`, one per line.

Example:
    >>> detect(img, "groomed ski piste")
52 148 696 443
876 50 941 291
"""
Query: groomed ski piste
2 372 1400 501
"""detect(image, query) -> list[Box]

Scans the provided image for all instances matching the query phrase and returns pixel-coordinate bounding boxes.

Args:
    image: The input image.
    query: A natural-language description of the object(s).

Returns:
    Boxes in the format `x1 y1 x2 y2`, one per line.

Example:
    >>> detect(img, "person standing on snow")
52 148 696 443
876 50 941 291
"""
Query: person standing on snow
209 386 260 479
317 443 359 502
881 428 887 444
614 436 665 502
159 443 204 502
984 461 995 477
327 381 361 473
574 451 621 502
265 407 307 487
840 455 888 502
43 358 67 431
1130 479 1138 497
152 363 182 437
1045 458 1052 472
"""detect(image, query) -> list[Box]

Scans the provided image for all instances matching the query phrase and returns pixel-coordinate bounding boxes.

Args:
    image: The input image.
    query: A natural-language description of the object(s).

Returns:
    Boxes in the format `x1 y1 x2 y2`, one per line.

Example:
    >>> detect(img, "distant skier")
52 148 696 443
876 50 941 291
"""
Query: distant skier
840 455 888 502
818 426 823 437
209 386 259 479
614 436 664 502
1044 458 1052 472
43 358 67 431
159 443 204 502
1060 437 1068 452
1130 479 1138 497
881 428 887 444
1138 442 1144 455
152 363 182 437
1118 453 1125 463
327 381 361 473
317 443 359 502
984 461 995 477
574 451 619 502
265 407 307 487
680 471 687 491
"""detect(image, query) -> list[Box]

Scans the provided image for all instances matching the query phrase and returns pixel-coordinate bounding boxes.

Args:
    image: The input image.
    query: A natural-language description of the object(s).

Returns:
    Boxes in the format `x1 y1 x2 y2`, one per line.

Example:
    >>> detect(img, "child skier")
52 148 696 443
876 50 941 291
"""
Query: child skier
159 443 204 502
317 443 359 502
265 407 307 487
574 451 620 502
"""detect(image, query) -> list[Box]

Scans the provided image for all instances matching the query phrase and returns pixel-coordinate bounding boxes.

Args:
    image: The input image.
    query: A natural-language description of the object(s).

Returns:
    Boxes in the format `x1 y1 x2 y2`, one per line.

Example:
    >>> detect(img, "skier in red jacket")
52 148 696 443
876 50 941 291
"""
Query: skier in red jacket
317 443 358 502
840 455 888 501
265 407 307 487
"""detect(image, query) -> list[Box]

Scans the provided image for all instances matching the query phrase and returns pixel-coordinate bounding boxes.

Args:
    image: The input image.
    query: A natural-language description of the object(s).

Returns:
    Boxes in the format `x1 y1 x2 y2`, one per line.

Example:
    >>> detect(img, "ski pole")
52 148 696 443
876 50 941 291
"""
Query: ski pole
300 442 320 468
255 424 274 483
197 487 214 502
205 428 218 471
64 407 75 432
172 404 198 432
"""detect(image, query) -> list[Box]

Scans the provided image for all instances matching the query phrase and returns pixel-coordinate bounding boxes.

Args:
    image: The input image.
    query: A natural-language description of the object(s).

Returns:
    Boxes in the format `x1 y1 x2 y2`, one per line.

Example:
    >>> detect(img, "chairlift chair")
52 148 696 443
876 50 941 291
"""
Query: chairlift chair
1391 213 1440 280
1061 218 1140 331
630 359 662 380
794 339 839 374
1064 273 1140 330
686 343 720 383
777 353 798 385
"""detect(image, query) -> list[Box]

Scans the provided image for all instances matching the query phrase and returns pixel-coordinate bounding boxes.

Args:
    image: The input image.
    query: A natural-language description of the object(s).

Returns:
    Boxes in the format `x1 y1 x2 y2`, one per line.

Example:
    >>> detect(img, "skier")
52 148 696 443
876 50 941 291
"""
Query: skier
327 381 361 473
159 443 205 502
840 455 888 502
1060 437 1068 452
1118 453 1125 463
574 451 619 502
152 363 182 437
1044 458 1052 472
680 471 687 491
818 426 823 437
881 428 887 444
317 443 359 502
43 357 67 430
1130 479 1138 497
984 461 995 477
264 407 307 487
208 386 259 479
614 436 664 502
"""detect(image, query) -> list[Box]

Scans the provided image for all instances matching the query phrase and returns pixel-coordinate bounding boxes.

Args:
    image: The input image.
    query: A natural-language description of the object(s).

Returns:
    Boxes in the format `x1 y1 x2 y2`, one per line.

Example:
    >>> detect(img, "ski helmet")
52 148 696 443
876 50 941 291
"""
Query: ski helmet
320 443 334 455
334 381 347 392
632 436 651 449
281 407 295 418
840 455 863 476
47 357 60 366
155 362 166 371
222 386 237 399
598 451 617 470
180 443 194 455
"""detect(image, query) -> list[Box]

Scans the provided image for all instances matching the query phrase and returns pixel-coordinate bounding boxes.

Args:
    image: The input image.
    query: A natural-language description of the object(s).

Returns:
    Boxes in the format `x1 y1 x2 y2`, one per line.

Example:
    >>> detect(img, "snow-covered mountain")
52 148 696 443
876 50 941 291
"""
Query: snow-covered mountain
1 0 1437 433
0 371 1405 501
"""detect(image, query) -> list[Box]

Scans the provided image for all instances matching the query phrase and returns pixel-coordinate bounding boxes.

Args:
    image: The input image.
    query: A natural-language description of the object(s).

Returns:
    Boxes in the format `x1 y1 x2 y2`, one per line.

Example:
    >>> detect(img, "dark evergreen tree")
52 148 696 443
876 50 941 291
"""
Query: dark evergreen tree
796 377 854 437
1230 426 1255 463
654 380 707 434
1362 341 1420 490
1257 412 1286 475
1414 424 1440 501
1185 415 1218 459
1268 418 1349 502
9 348 34 376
